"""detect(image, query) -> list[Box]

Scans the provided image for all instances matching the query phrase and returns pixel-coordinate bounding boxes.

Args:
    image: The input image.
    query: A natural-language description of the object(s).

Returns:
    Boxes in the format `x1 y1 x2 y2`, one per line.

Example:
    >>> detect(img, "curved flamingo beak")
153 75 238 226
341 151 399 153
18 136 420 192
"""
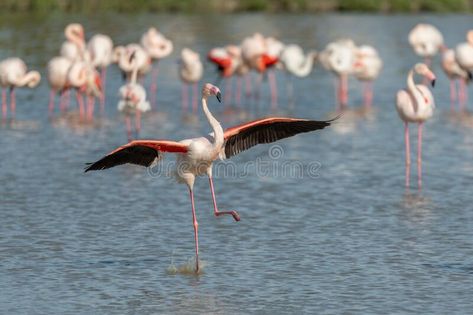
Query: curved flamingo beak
425 70 436 88
216 91 222 103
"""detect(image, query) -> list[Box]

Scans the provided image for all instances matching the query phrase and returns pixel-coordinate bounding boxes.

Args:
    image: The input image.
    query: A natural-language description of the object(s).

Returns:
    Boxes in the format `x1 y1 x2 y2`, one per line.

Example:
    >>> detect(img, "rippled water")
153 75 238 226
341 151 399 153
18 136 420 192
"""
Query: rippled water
1 13 473 314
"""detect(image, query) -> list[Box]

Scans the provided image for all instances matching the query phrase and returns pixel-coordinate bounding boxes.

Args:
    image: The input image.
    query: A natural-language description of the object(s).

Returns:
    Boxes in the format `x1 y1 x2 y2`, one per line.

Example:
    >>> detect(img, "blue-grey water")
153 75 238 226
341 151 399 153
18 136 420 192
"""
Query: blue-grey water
1 13 473 314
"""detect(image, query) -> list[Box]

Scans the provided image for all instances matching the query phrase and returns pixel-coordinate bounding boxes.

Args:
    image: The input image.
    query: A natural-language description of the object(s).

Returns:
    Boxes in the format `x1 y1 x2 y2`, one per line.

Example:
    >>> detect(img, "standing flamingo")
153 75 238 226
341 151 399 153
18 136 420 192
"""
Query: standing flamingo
67 61 102 121
0 58 41 122
118 52 151 140
85 83 336 273
47 56 72 115
88 34 114 112
60 23 86 62
396 63 436 189
141 27 173 106
319 39 356 110
279 44 317 103
208 46 240 105
353 45 383 108
455 30 473 111
241 33 282 108
116 44 152 81
408 24 444 67
179 48 203 113
442 47 471 111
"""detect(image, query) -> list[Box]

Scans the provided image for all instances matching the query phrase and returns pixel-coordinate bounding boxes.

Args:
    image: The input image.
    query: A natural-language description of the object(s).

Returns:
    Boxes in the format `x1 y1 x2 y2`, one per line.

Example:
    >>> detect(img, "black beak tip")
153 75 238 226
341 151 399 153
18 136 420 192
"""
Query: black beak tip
216 91 222 103
431 79 436 88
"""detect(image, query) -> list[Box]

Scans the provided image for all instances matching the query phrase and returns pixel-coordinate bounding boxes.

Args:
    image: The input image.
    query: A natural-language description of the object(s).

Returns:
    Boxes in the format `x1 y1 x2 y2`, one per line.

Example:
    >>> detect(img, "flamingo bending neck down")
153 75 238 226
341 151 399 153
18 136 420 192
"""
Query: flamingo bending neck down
408 23 444 66
396 63 436 189
179 48 203 113
85 83 336 273
141 27 173 107
0 57 41 122
353 45 383 108
117 52 151 140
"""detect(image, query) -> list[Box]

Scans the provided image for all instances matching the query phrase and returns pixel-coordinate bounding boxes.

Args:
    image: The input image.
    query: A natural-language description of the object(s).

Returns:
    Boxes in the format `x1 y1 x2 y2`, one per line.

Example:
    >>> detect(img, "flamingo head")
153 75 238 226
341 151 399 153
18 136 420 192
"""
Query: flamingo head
414 63 436 87
202 83 222 102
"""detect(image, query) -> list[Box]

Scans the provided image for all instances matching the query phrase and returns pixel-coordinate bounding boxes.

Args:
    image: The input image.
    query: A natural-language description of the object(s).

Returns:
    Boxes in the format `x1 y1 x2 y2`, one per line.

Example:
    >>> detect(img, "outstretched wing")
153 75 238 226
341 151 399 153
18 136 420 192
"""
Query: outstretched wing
85 140 188 172
222 116 337 159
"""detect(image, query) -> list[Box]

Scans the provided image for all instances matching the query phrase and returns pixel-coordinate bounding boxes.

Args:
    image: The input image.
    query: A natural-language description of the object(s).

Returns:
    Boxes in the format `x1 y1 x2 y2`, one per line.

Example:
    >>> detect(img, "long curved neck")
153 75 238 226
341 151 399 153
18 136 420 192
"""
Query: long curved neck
407 69 423 111
295 52 316 77
16 71 39 87
70 68 87 87
202 96 224 150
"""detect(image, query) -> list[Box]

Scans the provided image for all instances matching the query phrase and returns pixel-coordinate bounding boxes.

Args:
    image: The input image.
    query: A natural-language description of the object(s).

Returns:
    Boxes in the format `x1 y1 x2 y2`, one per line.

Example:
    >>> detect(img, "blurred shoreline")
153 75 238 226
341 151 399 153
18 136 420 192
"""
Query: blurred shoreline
1 0 472 13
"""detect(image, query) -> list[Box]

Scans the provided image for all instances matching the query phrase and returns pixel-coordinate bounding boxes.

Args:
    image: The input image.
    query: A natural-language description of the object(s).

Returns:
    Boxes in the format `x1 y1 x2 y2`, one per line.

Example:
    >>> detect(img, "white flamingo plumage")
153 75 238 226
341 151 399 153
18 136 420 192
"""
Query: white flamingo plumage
85 83 336 273
118 52 150 140
67 61 102 121
454 30 473 110
395 63 436 188
141 27 173 106
60 23 86 62
241 33 282 108
408 23 444 66
179 48 203 113
115 44 152 81
353 45 383 108
87 34 114 111
319 39 356 110
442 47 471 111
280 44 317 104
0 57 41 122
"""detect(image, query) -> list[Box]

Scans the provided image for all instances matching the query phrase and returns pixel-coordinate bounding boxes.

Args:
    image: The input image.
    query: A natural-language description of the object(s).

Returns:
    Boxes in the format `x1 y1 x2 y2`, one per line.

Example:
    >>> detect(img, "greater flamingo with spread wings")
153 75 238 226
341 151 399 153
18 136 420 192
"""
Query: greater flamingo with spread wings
85 83 336 273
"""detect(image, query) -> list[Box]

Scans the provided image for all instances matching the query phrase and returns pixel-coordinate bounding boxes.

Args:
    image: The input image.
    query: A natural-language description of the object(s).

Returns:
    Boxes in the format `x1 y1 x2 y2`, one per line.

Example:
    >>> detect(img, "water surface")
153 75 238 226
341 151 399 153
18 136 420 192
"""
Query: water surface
1 13 473 314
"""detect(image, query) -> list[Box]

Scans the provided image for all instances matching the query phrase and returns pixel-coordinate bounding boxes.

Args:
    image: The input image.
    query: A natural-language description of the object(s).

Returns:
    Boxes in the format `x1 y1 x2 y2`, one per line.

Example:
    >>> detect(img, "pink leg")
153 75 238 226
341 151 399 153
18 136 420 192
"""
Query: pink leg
125 116 132 141
76 91 85 121
135 109 141 135
59 90 66 112
188 187 200 273
364 81 373 108
405 122 411 188
208 177 240 222
255 73 263 101
100 67 106 114
86 95 95 121
334 77 340 110
268 70 278 110
450 79 457 112
192 82 198 114
63 89 70 112
417 122 423 189
10 88 16 121
245 73 252 97
224 77 231 105
340 74 348 109
48 89 56 115
460 79 468 111
2 87 7 123
182 83 189 113
236 76 242 106
150 64 159 109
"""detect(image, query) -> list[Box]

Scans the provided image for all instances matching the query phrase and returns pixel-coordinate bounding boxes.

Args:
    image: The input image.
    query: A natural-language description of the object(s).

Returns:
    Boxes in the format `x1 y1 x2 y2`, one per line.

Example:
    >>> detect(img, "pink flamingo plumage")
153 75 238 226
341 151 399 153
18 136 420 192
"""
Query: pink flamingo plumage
396 63 436 189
